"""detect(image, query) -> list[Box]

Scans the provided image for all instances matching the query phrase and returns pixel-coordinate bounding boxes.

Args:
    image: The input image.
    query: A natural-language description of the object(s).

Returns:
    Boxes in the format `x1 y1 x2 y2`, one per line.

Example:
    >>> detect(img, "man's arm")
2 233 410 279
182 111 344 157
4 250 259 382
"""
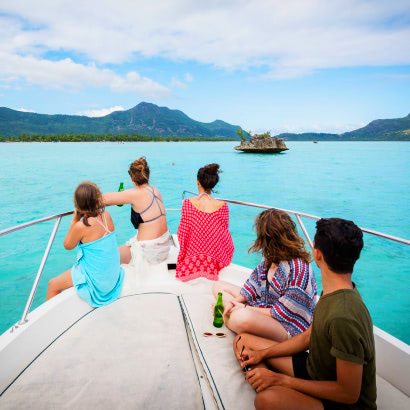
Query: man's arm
242 326 311 366
246 358 363 404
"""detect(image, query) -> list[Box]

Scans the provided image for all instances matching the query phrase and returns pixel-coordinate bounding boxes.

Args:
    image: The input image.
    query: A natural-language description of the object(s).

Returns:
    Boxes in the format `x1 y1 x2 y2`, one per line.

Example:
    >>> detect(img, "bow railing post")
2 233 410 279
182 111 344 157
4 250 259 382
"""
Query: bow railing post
18 216 62 325
295 214 313 250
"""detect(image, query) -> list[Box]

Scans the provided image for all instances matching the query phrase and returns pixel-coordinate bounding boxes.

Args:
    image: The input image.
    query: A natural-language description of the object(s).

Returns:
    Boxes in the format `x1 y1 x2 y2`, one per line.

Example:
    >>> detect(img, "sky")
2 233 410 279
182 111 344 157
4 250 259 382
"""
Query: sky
0 0 410 134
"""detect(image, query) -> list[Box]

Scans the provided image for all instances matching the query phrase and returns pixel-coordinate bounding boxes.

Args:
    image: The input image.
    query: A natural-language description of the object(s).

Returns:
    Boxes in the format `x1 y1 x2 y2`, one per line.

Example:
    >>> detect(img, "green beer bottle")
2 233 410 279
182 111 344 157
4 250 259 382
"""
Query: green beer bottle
117 182 124 207
213 292 224 328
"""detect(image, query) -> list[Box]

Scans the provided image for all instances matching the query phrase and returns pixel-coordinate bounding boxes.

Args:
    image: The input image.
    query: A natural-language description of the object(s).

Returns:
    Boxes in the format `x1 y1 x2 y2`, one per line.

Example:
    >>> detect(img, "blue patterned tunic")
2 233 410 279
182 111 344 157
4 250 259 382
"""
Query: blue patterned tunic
240 259 317 336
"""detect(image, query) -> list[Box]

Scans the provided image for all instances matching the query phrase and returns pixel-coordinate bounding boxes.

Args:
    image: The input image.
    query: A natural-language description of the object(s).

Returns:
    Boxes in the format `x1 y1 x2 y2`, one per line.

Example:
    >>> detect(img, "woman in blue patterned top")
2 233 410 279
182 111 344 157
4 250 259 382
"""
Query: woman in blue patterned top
212 209 317 342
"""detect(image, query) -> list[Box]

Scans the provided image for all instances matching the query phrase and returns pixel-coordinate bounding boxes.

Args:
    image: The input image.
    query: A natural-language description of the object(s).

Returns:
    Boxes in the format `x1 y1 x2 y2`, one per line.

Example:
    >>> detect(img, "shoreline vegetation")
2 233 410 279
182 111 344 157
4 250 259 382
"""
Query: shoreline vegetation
0 133 237 143
1 104 409 141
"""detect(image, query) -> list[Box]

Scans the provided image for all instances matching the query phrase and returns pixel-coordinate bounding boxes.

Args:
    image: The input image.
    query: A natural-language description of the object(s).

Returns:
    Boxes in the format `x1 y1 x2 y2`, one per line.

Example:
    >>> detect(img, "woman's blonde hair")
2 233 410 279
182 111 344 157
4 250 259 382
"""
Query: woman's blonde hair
128 157 150 185
73 181 104 226
249 209 311 269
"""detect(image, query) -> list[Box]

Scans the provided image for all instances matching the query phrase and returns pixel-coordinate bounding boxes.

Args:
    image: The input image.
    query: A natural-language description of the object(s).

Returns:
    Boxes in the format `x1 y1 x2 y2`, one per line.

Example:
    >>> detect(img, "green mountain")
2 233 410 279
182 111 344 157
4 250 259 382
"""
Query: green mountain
0 102 240 139
277 113 410 141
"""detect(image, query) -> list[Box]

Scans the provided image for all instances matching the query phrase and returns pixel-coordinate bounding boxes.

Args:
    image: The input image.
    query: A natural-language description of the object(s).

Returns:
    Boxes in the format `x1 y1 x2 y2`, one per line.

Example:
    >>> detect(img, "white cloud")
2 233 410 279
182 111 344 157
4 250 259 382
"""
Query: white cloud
0 0 409 83
0 52 170 98
185 73 194 82
76 106 125 117
170 77 187 88
16 107 34 112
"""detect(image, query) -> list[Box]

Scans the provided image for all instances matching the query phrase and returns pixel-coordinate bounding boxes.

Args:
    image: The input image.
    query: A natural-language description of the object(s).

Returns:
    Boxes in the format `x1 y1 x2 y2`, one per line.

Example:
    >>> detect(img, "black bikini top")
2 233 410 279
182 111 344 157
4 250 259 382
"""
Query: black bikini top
130 186 165 229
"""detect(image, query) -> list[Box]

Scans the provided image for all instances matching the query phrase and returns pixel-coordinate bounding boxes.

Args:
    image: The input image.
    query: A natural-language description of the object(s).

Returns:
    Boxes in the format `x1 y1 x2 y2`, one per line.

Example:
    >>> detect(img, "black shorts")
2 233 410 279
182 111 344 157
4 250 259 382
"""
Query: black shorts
291 352 335 410
292 351 311 380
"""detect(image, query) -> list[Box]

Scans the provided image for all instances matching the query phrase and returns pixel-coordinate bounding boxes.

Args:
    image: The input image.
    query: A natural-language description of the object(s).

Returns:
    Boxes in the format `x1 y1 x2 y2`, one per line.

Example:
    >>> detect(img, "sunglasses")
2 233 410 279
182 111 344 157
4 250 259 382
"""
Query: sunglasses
202 332 226 338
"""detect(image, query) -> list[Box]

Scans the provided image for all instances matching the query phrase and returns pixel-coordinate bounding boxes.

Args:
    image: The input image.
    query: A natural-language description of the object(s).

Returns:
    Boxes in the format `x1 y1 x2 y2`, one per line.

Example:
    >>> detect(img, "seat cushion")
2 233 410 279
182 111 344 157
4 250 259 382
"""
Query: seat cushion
181 292 256 410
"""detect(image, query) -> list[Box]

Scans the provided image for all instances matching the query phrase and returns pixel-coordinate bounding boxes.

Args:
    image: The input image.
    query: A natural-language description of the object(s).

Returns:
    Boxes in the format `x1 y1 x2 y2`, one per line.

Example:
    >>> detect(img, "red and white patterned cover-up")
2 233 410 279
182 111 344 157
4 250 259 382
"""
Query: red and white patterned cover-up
176 199 234 281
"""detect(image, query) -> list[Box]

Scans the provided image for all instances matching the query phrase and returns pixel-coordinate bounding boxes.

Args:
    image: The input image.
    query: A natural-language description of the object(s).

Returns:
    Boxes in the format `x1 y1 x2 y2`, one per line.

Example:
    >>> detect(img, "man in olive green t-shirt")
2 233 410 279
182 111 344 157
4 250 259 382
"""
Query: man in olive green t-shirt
234 218 377 409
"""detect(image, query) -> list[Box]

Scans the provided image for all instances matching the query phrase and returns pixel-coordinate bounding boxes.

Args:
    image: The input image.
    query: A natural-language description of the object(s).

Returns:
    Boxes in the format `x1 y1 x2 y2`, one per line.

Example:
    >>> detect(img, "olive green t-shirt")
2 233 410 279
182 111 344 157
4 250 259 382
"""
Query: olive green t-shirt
306 284 377 409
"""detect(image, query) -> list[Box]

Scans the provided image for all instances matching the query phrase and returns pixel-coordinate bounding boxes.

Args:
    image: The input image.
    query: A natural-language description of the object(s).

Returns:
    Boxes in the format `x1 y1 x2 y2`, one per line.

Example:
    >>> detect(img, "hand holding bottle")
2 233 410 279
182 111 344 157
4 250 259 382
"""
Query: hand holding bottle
117 182 124 207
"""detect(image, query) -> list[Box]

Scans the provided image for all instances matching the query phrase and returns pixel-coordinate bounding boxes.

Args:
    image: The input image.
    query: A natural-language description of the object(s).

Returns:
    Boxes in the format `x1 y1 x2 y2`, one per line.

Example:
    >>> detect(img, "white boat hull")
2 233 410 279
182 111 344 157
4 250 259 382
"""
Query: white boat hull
1 241 409 409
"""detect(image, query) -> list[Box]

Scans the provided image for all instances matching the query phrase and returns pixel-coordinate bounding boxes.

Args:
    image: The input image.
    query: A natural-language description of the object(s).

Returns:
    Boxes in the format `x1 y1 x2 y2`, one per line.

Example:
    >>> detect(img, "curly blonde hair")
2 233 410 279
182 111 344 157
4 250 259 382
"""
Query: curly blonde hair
249 209 311 269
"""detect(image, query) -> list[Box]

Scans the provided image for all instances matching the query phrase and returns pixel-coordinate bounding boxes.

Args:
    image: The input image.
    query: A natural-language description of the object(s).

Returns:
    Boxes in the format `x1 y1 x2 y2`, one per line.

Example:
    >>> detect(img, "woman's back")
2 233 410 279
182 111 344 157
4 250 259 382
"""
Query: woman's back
73 213 124 307
176 198 234 281
128 185 168 240
77 231 121 283
80 211 114 243
189 195 225 213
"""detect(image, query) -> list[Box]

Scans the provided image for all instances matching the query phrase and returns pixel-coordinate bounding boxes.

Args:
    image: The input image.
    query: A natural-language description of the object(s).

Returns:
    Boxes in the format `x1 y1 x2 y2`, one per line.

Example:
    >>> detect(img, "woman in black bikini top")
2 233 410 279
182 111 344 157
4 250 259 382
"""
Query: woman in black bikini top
103 157 169 265
130 186 166 229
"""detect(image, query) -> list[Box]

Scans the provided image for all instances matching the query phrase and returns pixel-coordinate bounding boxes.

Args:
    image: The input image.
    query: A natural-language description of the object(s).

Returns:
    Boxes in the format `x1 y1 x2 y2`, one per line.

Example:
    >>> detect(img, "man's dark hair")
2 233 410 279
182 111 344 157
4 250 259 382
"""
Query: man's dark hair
314 218 363 274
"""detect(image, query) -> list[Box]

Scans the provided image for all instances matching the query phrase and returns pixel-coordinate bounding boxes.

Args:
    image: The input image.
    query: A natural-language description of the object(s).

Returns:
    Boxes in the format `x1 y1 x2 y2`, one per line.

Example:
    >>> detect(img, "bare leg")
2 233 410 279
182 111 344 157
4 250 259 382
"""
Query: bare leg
255 386 324 410
46 269 74 301
233 333 294 376
212 280 241 303
119 245 131 264
227 307 288 342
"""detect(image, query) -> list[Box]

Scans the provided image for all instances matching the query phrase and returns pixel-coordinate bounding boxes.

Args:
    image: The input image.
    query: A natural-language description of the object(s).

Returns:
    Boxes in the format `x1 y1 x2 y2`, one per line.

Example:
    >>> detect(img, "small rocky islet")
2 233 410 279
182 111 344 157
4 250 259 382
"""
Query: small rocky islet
235 132 289 153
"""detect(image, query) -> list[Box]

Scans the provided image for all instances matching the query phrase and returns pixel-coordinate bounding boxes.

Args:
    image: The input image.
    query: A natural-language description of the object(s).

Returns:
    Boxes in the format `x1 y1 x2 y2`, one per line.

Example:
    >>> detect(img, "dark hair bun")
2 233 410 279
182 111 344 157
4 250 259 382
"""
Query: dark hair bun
203 163 220 175
197 163 221 192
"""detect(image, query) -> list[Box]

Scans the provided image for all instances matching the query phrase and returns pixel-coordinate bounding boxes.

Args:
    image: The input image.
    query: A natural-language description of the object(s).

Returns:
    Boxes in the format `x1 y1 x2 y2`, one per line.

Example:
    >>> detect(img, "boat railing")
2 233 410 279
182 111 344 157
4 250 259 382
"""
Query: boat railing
1 193 409 332
184 190 410 248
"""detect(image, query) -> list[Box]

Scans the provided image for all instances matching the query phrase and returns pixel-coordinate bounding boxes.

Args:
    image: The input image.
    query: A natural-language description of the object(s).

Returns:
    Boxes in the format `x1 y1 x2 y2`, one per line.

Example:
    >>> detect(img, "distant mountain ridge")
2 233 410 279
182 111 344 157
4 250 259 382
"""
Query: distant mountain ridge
0 102 240 139
277 113 410 141
1 103 409 140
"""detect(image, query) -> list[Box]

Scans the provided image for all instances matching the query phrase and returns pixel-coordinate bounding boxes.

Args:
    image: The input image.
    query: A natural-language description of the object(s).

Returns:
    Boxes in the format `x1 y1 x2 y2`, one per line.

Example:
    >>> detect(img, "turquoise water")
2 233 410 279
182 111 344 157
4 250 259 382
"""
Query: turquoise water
0 141 409 343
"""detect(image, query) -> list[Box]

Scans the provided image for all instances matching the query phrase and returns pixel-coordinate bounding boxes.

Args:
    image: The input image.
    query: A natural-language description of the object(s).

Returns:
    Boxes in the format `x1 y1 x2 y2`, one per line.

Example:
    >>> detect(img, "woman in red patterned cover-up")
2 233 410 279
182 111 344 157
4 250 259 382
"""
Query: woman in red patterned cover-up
176 163 234 281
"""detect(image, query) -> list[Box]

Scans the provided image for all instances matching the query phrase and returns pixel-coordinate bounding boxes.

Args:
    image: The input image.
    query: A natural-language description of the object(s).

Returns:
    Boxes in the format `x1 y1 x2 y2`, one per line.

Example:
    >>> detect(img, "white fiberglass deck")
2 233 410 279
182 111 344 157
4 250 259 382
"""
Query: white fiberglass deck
1 249 409 409
1 293 203 410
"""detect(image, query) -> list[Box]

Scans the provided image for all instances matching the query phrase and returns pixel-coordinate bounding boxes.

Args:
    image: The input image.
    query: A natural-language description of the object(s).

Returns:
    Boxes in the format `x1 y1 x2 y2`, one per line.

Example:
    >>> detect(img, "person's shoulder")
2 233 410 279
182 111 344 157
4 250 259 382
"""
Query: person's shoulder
182 198 195 213
183 198 192 207
319 288 369 318
102 209 113 220
213 199 227 213
216 199 227 209
286 258 312 273
102 210 115 229
150 185 162 197
74 219 85 228
72 219 87 234
254 259 267 274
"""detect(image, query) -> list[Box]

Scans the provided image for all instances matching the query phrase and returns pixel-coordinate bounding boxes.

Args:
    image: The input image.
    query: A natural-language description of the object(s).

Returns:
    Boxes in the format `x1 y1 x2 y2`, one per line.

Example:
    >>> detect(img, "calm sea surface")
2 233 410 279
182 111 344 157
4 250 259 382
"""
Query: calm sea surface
0 141 409 343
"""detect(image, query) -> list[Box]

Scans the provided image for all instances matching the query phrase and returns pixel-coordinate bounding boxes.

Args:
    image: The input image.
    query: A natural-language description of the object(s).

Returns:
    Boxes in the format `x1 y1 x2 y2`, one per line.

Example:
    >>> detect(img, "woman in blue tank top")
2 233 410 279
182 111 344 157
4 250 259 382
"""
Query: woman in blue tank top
46 182 124 307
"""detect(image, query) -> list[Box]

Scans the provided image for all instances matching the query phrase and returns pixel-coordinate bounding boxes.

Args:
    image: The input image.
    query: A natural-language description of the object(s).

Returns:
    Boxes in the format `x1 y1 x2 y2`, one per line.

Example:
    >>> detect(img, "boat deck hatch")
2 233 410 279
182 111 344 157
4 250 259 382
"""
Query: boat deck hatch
0 294 204 409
